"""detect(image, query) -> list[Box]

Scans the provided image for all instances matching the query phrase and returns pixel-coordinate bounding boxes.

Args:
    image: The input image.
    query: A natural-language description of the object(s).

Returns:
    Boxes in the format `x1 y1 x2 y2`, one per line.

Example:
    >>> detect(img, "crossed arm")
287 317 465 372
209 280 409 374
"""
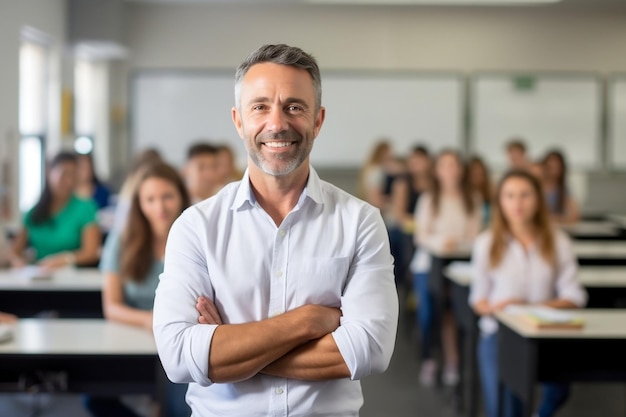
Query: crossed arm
196 297 350 383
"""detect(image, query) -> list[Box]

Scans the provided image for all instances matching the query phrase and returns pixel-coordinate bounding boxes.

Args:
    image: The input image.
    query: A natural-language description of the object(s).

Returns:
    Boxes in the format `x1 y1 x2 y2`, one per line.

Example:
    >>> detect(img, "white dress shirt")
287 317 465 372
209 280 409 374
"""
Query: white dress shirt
469 229 588 335
153 167 398 417
410 192 482 273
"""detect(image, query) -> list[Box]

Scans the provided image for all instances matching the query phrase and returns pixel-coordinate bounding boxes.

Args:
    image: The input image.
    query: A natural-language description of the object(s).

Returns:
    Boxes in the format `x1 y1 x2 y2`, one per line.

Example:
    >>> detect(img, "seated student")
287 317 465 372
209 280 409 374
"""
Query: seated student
469 170 587 417
111 148 163 234
214 144 243 189
412 150 482 387
85 162 191 417
9 152 101 269
183 142 219 203
75 153 112 209
541 150 580 225
468 156 494 228
505 139 530 170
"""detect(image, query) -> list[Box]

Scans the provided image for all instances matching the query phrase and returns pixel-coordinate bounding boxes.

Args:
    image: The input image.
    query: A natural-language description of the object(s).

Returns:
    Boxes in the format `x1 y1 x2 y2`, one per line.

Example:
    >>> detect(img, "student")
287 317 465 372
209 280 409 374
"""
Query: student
111 148 162 234
506 139 529 170
468 156 494 227
469 170 587 417
9 152 101 268
214 143 243 189
85 162 191 417
75 153 112 209
412 150 481 387
183 142 219 204
541 150 580 225
390 145 431 286
358 140 393 210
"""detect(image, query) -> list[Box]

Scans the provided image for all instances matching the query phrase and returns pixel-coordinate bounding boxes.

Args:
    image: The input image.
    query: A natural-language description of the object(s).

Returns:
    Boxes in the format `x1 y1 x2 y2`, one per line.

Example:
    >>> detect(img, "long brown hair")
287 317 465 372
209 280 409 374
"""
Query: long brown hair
430 149 475 216
489 170 556 269
119 162 190 282
542 150 567 214
468 156 492 204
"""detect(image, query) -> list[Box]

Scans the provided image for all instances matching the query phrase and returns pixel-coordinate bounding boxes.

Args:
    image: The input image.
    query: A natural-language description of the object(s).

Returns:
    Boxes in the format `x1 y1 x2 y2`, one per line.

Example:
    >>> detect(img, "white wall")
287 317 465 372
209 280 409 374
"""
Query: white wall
126 4 626 72
0 0 67 224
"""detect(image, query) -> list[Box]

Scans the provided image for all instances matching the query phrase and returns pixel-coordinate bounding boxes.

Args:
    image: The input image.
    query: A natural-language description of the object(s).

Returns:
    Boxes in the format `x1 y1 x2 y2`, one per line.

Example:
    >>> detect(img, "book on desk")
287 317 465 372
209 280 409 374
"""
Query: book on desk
505 305 585 330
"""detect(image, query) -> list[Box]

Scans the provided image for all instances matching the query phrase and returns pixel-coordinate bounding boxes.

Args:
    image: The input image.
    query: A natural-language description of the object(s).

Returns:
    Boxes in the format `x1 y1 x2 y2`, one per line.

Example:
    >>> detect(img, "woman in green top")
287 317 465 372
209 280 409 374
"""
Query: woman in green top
9 152 101 269
85 161 191 417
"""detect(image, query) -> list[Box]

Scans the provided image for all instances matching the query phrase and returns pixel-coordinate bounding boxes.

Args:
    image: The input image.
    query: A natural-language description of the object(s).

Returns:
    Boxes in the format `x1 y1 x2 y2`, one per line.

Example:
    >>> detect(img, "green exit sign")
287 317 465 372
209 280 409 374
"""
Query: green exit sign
514 75 536 91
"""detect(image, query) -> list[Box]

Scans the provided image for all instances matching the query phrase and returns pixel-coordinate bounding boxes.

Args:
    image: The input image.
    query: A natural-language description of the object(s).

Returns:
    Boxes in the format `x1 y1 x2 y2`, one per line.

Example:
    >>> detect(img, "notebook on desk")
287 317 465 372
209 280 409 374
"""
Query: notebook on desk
506 305 585 330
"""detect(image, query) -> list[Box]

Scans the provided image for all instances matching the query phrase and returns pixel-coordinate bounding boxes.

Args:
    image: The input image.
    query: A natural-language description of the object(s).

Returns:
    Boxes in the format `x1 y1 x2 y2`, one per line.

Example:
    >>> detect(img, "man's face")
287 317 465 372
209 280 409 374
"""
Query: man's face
232 62 325 177
185 154 217 200
507 148 526 169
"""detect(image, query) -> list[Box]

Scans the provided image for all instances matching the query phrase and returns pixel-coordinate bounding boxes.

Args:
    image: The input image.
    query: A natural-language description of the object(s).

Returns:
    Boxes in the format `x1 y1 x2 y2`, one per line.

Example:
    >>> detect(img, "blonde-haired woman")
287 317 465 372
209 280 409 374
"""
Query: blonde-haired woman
358 140 393 210
470 170 587 417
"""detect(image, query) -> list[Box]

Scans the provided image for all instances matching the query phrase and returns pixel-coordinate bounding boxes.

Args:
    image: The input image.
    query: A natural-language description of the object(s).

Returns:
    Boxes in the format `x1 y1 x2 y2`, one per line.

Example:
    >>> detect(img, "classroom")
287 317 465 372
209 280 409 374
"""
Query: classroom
1 0 626 416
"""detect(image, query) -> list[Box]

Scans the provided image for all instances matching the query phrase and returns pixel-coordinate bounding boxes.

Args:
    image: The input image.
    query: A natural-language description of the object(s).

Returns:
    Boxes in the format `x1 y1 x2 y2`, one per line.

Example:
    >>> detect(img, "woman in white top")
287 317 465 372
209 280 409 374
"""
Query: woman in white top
469 170 587 417
412 150 482 387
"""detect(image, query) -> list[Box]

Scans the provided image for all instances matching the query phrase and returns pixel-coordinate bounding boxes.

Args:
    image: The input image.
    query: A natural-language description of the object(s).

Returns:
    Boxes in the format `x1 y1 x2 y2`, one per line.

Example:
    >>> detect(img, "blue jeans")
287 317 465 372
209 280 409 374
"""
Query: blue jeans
413 272 433 360
84 381 190 417
478 333 570 417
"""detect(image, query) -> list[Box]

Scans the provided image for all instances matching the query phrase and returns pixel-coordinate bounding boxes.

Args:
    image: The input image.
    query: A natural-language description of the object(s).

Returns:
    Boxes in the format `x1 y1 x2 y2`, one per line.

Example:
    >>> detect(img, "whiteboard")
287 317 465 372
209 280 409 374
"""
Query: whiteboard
471 74 602 169
131 70 463 168
609 77 626 169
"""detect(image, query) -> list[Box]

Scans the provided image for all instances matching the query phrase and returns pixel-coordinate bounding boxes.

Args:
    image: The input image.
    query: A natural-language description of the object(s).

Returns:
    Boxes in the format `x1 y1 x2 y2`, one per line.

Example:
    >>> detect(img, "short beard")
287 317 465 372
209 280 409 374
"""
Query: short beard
247 130 312 177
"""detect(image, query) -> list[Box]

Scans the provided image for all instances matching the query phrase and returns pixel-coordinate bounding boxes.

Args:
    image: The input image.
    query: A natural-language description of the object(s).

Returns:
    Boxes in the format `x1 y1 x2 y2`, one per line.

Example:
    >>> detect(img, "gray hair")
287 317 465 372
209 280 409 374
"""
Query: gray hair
234 44 322 112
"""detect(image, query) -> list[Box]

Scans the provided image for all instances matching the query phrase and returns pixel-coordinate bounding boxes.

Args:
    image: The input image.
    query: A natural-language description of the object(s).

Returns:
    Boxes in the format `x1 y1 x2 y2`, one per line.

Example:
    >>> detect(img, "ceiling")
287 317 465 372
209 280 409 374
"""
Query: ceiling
126 0 626 9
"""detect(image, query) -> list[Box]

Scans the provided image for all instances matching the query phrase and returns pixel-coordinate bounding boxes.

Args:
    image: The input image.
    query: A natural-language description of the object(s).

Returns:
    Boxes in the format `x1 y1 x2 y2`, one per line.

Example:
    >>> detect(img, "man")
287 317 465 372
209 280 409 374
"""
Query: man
183 142 219 203
153 44 398 417
505 139 530 170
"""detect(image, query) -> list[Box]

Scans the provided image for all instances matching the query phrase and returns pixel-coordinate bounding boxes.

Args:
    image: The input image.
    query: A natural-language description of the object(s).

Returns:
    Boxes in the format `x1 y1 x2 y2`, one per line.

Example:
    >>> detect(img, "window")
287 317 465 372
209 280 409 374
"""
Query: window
19 32 49 212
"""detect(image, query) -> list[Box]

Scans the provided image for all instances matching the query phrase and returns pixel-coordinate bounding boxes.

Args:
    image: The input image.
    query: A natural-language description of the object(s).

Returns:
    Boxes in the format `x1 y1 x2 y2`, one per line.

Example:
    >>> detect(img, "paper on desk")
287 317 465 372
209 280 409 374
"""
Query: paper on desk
15 265 53 281
0 324 13 343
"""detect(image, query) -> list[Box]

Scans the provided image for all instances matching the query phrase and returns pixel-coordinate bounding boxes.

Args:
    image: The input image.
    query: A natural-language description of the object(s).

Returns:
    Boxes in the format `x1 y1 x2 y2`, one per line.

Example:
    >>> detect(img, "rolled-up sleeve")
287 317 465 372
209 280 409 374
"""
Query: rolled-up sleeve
332 208 399 381
554 231 588 307
153 208 217 386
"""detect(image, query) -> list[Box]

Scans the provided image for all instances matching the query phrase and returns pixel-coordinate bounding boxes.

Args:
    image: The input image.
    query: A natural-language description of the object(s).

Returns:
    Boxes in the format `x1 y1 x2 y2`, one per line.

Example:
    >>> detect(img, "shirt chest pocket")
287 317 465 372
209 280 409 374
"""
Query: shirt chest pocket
290 257 350 307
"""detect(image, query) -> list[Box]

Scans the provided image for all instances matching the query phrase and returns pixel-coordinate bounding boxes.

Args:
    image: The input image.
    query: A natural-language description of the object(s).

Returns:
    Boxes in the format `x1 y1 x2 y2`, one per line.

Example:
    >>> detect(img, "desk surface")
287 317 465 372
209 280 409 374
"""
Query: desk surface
445 263 626 288
495 309 626 339
573 241 626 258
561 221 622 238
607 214 626 228
0 319 156 355
428 245 472 260
0 267 102 291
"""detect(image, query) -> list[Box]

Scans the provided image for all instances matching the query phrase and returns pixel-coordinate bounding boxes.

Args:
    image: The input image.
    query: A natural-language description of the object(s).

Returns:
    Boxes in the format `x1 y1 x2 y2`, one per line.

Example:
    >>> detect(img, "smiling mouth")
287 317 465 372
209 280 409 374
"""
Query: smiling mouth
263 141 296 148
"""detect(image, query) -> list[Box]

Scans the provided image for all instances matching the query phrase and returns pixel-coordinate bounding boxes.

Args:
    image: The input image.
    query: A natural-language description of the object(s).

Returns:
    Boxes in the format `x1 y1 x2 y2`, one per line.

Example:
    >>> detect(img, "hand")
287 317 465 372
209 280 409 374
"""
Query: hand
37 254 69 270
443 237 458 252
294 304 342 340
197 296 223 325
491 298 525 312
0 312 17 324
10 257 27 269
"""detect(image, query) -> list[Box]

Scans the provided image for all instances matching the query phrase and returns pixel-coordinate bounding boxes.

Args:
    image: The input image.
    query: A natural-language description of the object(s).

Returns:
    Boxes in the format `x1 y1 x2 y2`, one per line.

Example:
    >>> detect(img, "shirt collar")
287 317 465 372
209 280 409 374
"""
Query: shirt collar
231 165 324 211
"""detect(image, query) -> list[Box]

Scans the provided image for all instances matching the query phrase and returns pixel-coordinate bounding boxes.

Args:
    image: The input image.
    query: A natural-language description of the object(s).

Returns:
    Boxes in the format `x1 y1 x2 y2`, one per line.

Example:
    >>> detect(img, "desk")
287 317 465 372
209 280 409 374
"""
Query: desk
444 264 626 417
496 310 626 417
0 268 103 317
0 319 161 396
560 221 625 241
607 214 626 230
573 241 626 265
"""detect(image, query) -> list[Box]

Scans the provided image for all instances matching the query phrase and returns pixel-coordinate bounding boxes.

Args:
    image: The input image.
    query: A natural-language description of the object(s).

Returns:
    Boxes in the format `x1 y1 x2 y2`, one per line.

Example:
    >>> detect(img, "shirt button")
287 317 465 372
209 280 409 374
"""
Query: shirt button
278 230 286 237
275 271 283 278
275 387 284 395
